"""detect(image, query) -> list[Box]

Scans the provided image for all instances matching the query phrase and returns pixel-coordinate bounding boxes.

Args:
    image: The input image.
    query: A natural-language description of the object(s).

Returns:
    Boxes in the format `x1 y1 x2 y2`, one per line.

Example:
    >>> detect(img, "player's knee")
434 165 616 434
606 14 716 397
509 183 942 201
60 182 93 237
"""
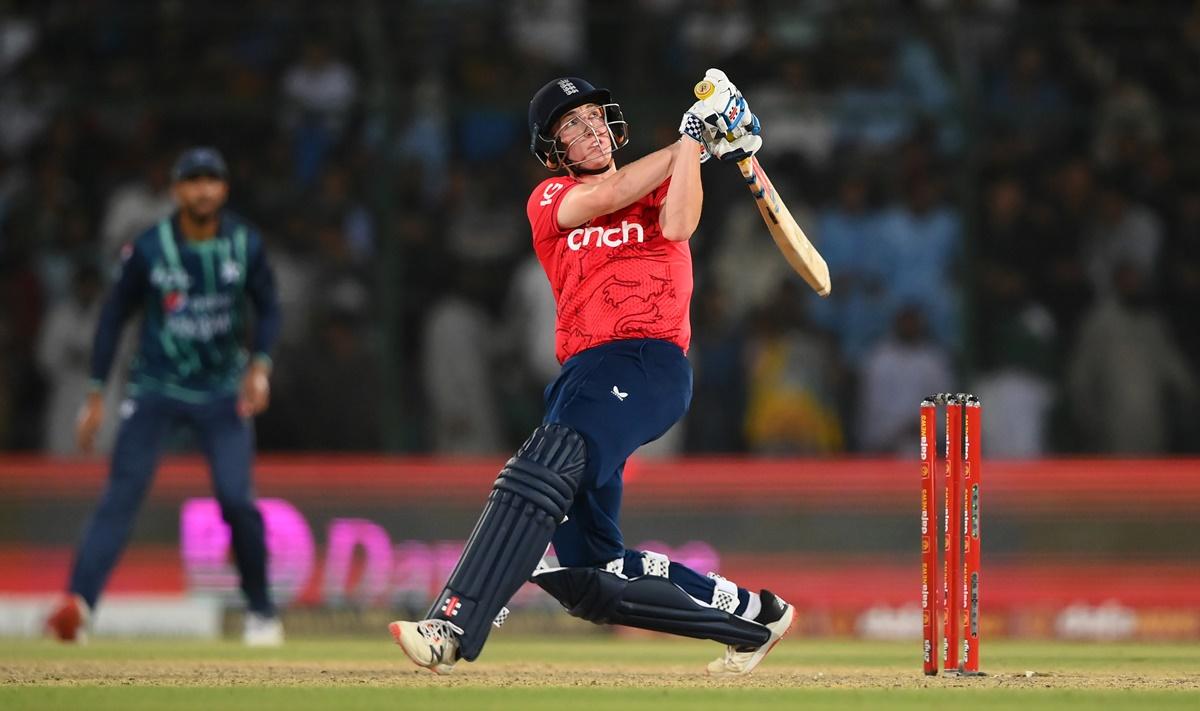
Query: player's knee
535 566 624 624
543 550 672 623
495 423 587 521
533 565 769 648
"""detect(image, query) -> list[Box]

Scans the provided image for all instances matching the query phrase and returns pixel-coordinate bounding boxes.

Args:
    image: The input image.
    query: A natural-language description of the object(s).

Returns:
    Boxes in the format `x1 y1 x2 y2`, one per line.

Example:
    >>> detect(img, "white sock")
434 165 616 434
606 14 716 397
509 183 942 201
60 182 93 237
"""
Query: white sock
739 591 762 622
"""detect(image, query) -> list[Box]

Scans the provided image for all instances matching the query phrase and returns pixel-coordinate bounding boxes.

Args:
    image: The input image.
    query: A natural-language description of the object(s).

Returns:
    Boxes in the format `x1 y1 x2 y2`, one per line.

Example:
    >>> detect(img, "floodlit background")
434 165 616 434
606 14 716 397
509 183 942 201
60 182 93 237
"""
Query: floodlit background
0 1 1196 642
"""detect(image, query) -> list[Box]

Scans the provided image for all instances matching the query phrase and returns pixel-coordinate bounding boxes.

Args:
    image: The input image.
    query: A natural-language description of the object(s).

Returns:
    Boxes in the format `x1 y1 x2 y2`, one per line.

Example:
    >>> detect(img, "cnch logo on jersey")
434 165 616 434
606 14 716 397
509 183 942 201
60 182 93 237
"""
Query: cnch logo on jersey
567 220 645 251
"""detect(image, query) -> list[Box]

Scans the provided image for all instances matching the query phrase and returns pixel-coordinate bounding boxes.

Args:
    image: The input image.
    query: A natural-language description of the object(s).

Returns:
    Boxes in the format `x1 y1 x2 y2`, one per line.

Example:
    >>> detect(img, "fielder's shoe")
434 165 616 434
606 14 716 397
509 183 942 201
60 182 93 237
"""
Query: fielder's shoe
46 594 89 643
243 612 285 647
389 619 463 675
706 589 795 677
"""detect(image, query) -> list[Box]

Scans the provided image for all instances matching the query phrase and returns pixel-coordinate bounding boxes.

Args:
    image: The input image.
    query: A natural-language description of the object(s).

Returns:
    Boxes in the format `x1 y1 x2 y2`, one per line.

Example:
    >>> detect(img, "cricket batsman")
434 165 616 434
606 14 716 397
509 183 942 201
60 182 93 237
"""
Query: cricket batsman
390 70 793 676
45 147 284 646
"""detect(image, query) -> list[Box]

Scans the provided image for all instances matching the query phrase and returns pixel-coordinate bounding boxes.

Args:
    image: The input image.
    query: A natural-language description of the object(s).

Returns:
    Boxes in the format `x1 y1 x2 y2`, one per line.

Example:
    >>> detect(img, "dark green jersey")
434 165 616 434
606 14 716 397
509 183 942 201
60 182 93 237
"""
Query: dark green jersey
90 212 281 402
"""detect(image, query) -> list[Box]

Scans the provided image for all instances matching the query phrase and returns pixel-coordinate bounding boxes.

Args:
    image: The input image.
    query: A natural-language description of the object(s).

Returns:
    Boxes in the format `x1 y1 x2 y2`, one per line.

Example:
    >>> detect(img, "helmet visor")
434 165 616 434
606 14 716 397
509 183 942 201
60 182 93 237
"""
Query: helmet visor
544 103 628 170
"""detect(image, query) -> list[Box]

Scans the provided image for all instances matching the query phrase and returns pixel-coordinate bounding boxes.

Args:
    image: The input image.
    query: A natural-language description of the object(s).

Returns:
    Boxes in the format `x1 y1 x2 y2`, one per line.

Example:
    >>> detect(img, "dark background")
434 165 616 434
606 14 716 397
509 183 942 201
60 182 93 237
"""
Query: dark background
1 0 1198 457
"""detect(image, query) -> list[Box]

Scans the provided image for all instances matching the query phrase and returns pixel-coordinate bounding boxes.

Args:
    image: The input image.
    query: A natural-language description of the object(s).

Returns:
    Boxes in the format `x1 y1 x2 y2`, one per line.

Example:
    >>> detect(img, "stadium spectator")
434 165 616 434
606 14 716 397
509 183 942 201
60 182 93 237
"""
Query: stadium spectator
35 266 118 454
420 273 503 455
972 306 1058 458
975 173 1044 359
1067 262 1197 453
834 43 915 151
744 56 836 169
0 54 62 157
711 170 814 324
857 305 953 454
100 152 174 261
807 169 892 367
0 2 1197 456
1034 157 1095 337
879 168 962 353
1085 177 1164 299
984 42 1069 139
280 39 359 185
743 281 843 455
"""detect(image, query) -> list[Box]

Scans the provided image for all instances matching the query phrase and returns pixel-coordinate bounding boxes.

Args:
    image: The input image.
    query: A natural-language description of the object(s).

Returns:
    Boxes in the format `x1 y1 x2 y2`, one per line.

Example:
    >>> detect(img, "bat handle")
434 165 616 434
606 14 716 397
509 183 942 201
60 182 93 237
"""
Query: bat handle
737 157 757 184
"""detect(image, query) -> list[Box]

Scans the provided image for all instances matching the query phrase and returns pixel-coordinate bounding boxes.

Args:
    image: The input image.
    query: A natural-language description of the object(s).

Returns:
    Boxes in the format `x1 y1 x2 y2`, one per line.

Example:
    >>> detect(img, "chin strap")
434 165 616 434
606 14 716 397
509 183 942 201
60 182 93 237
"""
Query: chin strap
566 160 614 177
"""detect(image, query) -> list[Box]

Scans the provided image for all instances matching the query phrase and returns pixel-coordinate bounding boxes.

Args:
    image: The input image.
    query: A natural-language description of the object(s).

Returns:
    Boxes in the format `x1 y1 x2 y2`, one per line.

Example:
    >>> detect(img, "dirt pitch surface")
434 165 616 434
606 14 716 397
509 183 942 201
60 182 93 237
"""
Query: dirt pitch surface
4 658 1199 690
2 637 1198 710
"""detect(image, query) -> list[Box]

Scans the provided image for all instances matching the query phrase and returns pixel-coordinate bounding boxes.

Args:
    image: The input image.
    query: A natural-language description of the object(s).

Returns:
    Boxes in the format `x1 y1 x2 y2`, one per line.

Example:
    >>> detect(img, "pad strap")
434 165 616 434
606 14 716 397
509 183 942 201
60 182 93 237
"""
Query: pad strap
707 573 740 614
641 550 670 578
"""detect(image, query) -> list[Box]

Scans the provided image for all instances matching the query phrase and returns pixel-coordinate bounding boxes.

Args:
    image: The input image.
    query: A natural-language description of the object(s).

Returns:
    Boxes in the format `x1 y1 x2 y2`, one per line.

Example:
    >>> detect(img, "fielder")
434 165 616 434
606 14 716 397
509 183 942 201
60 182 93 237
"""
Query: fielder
391 70 793 676
45 147 284 646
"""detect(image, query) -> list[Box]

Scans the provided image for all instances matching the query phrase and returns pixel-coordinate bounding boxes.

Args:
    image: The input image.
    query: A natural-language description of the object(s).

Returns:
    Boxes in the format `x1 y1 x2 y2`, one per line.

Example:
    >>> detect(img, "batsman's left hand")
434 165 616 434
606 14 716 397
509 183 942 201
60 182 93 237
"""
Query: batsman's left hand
710 131 762 162
693 68 757 136
238 360 271 418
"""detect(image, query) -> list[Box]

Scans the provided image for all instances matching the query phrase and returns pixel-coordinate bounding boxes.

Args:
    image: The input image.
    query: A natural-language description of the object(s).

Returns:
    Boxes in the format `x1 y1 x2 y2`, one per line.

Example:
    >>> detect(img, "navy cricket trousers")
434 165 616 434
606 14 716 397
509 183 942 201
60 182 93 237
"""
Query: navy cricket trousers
544 339 752 611
68 392 273 614
543 340 700 563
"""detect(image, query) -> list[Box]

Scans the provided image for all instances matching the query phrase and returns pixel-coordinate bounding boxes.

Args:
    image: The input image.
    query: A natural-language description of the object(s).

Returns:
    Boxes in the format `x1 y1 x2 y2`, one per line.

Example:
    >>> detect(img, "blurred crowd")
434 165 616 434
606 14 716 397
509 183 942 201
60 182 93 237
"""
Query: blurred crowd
0 0 1197 457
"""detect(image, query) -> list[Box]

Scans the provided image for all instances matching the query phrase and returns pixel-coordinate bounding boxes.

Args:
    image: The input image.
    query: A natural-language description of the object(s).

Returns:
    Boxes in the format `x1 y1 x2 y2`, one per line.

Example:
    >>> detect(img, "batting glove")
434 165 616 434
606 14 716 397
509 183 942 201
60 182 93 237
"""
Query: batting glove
694 68 757 136
679 108 714 163
709 131 762 162
682 102 761 162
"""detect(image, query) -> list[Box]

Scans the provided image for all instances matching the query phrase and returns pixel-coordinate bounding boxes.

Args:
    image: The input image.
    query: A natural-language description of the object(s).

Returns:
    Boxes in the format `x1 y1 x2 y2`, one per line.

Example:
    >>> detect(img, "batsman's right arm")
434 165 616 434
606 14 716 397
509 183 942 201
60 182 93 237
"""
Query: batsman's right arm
556 147 677 230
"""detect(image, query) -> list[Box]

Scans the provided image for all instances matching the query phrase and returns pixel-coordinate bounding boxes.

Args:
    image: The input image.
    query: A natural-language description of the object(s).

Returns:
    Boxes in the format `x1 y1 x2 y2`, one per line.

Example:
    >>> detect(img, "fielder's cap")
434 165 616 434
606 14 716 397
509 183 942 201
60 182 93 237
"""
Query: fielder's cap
171 146 229 182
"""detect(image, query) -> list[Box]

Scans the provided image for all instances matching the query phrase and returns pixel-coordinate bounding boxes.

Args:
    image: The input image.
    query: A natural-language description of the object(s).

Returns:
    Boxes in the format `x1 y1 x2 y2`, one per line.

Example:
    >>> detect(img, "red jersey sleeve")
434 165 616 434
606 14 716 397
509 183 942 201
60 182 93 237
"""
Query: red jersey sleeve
527 176 580 243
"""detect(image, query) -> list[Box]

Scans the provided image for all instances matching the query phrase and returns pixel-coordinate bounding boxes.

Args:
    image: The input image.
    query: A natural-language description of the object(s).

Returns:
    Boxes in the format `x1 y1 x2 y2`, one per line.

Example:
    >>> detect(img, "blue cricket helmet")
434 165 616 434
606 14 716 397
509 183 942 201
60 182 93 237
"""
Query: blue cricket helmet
528 77 628 169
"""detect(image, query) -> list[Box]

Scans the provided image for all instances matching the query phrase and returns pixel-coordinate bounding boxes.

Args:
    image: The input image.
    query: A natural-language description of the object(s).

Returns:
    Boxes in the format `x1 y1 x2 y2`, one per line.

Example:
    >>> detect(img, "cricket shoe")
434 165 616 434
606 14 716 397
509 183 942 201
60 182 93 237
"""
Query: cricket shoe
706 589 795 677
46 594 90 643
389 619 463 675
243 612 285 647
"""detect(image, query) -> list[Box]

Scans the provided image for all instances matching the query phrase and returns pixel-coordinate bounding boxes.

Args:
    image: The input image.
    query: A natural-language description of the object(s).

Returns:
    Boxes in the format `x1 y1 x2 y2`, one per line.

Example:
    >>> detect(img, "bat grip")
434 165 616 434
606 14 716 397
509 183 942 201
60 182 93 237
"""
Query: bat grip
738 158 760 191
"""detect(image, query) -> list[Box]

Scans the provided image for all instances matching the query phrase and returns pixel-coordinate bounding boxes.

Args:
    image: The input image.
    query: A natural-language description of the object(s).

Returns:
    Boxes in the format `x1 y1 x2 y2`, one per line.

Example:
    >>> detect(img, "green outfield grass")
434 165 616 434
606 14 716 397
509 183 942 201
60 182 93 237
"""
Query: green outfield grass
2 636 1198 710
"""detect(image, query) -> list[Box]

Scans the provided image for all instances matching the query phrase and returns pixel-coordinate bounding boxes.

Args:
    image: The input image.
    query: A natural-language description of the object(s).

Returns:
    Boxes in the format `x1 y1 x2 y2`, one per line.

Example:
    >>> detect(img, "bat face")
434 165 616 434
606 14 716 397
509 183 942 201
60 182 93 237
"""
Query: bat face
739 157 832 297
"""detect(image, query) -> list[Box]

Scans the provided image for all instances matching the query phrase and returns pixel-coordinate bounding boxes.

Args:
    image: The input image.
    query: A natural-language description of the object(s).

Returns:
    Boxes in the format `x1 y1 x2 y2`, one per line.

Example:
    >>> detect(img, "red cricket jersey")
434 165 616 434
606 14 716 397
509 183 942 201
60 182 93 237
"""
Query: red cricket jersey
527 175 693 364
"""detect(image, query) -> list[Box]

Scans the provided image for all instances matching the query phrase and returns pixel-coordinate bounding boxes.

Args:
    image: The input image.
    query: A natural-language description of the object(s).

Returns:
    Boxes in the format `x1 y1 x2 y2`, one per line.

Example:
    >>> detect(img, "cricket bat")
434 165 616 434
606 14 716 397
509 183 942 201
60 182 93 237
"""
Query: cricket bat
736 155 831 297
693 81 832 297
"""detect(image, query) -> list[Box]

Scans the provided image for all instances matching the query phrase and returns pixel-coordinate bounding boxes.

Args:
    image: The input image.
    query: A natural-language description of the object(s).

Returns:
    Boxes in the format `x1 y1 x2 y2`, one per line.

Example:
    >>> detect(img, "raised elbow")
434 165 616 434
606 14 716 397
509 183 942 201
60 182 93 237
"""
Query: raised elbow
659 212 698 242
660 227 695 242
